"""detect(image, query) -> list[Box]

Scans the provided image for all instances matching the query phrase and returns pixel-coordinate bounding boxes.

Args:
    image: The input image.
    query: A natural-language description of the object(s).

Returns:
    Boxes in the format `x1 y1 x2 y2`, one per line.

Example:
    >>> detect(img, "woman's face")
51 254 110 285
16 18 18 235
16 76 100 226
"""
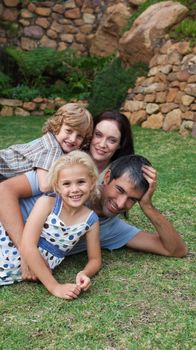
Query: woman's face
90 120 121 164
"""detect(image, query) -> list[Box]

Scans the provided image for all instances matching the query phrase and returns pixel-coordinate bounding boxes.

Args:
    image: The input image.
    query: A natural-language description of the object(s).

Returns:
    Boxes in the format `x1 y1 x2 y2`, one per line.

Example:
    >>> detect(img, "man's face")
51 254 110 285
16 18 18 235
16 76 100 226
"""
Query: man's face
101 171 144 217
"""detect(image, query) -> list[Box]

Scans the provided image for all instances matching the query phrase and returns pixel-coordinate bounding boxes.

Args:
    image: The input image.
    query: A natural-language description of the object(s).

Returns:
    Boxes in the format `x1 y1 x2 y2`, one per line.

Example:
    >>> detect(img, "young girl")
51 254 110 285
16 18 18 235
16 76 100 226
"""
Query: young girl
0 103 93 192
0 151 101 299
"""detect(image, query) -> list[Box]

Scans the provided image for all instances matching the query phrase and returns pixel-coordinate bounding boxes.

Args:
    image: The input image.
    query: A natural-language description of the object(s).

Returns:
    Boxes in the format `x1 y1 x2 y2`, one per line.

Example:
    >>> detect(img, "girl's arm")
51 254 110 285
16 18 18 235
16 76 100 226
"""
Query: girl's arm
20 196 81 299
76 221 101 291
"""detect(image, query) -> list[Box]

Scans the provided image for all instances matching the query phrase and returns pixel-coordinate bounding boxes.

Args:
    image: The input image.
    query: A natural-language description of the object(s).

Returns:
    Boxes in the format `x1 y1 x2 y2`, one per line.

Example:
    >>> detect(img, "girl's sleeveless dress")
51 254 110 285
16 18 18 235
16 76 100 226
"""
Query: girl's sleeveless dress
0 195 98 285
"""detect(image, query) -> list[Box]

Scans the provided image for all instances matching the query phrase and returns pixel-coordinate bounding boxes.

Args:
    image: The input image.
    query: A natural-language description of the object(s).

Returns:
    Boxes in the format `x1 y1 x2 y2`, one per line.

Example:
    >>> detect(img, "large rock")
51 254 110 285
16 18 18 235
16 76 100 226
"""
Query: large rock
163 108 182 131
180 120 194 136
129 0 146 5
142 112 164 129
119 1 188 67
90 3 131 57
3 0 20 6
24 26 44 39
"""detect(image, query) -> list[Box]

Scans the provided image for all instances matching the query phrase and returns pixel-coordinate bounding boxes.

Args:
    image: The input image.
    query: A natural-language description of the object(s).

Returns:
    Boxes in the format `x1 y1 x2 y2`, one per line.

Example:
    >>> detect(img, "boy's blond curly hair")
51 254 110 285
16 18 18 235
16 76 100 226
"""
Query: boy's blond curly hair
42 103 93 147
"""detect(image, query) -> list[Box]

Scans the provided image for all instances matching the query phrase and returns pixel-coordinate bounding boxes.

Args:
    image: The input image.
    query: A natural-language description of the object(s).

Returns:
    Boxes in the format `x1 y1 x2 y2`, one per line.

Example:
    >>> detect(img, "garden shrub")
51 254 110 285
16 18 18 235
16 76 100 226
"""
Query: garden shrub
0 47 110 100
0 71 11 89
2 85 42 101
4 47 61 86
170 18 196 46
88 58 148 116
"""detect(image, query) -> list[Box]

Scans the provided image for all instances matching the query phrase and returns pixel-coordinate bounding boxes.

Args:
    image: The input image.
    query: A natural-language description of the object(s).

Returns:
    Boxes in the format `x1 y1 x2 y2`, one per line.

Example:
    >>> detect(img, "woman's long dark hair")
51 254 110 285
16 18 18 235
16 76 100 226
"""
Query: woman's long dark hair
93 111 134 161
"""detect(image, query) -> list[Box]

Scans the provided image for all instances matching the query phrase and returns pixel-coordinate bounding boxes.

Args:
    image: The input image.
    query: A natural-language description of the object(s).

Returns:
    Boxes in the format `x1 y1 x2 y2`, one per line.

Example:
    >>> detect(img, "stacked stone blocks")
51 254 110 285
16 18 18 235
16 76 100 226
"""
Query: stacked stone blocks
121 41 196 136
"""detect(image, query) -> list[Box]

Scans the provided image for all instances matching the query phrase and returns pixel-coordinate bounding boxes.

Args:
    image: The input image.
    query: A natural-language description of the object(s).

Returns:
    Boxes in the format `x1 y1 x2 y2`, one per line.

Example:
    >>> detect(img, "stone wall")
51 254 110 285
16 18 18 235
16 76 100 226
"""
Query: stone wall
0 96 79 117
0 0 195 136
0 40 195 136
121 40 196 136
0 0 108 54
0 0 136 55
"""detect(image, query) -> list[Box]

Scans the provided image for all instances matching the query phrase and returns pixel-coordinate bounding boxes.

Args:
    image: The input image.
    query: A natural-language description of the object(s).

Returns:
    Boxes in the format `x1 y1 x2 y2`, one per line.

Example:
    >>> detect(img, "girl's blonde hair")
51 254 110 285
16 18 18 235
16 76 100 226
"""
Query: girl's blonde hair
47 150 99 199
42 103 93 147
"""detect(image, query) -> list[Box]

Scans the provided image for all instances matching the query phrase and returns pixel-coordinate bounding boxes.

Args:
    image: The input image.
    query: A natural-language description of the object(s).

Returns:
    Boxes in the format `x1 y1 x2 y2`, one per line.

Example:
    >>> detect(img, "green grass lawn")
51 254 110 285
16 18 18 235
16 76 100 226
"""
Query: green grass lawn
0 116 195 350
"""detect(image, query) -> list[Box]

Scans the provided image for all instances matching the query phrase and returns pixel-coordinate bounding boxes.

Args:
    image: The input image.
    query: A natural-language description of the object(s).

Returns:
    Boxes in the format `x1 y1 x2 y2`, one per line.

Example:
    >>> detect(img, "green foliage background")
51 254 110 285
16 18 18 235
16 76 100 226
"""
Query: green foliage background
0 0 195 115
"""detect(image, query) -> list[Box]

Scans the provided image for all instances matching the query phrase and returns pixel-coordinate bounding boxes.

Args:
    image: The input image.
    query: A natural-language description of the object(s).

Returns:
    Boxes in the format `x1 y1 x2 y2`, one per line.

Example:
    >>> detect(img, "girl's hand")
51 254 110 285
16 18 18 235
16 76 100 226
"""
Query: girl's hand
52 283 81 299
21 256 37 281
76 271 91 291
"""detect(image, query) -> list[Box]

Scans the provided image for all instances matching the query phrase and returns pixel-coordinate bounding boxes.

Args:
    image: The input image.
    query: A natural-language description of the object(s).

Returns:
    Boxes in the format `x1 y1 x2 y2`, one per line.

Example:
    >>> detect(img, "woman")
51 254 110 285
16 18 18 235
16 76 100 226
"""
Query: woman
0 110 134 280
88 111 134 177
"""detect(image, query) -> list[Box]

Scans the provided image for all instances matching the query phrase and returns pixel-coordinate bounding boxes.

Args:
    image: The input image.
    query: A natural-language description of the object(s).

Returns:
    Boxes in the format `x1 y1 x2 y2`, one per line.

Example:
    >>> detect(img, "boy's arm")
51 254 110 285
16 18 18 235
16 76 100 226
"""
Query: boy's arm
76 221 101 291
36 168 52 193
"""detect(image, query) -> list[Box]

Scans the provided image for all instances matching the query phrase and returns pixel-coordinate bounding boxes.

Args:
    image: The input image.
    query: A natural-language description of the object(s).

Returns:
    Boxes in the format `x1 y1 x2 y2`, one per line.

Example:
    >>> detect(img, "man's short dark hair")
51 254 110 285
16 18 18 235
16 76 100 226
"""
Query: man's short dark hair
109 155 152 194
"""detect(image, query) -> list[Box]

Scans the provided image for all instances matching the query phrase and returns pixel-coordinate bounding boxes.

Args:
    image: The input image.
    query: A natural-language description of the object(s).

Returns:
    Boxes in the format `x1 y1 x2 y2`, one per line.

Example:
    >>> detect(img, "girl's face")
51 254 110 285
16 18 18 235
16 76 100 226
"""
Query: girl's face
57 164 94 209
90 120 121 165
55 124 85 153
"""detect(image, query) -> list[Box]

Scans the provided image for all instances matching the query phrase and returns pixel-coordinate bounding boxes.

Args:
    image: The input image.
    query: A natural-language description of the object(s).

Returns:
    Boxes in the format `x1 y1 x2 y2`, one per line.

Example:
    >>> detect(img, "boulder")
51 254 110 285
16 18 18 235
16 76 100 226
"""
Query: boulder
3 0 20 6
15 107 30 117
119 1 188 67
163 108 182 131
142 112 164 129
24 25 44 39
90 3 131 56
180 120 194 136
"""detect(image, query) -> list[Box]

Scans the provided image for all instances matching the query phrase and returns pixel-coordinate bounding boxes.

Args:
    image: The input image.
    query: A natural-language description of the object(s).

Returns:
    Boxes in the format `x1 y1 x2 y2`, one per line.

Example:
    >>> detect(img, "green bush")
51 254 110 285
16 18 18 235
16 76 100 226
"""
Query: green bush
2 85 41 101
0 71 11 89
1 47 110 100
4 47 61 86
88 58 148 116
170 18 196 46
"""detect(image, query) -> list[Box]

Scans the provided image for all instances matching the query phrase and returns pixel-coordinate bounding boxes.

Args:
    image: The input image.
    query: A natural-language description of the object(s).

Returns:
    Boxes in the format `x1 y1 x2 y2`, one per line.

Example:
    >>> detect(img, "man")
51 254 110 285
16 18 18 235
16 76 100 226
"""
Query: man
0 155 187 280
69 154 187 257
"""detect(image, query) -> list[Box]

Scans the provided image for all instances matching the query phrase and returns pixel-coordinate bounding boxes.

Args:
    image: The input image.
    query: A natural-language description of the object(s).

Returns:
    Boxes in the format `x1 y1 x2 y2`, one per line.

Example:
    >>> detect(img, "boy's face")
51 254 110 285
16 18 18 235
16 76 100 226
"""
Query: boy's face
55 124 85 153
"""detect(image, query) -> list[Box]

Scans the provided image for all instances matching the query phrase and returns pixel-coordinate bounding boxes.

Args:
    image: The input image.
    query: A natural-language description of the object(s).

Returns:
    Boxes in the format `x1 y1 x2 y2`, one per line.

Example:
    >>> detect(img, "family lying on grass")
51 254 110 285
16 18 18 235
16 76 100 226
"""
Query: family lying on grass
0 103 187 299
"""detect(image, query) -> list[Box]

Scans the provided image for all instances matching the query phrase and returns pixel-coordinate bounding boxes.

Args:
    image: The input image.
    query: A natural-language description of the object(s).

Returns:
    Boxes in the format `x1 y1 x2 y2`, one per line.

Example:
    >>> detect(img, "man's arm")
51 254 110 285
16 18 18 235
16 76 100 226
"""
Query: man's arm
0 174 32 246
0 174 38 280
127 166 188 257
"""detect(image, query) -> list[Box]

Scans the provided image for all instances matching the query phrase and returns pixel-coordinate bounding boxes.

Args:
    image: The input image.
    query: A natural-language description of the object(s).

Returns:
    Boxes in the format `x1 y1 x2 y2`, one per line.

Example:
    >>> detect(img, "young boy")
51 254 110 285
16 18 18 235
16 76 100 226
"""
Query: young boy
0 103 93 192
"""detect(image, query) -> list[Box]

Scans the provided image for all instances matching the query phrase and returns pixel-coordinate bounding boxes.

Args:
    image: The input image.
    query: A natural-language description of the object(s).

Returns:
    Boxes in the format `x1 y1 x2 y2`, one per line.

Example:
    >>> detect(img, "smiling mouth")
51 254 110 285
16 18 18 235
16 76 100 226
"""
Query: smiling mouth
108 200 118 213
95 148 107 155
64 142 75 148
69 195 82 200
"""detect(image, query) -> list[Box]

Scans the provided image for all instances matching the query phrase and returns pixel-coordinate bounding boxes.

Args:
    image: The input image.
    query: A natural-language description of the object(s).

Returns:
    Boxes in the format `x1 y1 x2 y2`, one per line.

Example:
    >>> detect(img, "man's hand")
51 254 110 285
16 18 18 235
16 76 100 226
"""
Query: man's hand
20 256 52 281
139 165 157 210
